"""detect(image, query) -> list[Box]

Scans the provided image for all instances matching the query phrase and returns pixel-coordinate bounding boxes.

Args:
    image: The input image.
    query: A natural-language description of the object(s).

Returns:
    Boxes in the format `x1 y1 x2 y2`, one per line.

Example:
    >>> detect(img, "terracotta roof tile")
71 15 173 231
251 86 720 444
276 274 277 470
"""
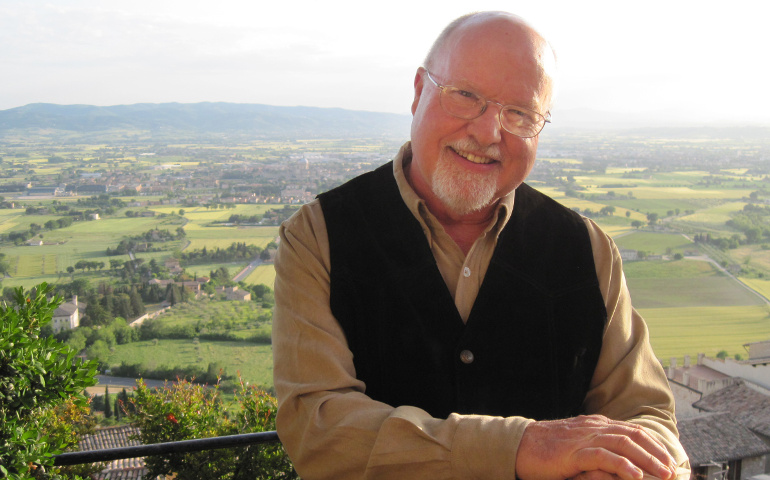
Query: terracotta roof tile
78 425 147 477
692 379 770 437
678 412 770 466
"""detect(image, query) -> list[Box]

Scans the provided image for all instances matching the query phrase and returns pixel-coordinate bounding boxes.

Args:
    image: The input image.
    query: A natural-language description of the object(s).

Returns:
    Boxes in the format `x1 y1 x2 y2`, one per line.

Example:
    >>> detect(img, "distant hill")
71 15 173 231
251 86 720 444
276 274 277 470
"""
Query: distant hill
0 102 412 140
1 102 767 144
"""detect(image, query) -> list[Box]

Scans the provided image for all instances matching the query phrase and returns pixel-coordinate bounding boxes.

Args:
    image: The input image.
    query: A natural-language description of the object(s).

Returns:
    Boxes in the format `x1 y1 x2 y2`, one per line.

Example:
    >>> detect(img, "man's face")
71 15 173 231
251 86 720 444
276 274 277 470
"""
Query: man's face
408 17 551 218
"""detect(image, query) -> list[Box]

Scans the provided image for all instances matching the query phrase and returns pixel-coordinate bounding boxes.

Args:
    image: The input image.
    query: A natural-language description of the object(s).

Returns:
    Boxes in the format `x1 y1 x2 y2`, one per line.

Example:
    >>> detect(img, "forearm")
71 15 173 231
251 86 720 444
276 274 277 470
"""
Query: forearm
276 388 529 479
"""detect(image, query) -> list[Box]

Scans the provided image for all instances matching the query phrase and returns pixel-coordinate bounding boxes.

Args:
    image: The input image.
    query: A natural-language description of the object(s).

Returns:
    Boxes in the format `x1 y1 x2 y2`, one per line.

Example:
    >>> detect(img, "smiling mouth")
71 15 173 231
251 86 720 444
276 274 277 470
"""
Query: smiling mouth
452 147 496 165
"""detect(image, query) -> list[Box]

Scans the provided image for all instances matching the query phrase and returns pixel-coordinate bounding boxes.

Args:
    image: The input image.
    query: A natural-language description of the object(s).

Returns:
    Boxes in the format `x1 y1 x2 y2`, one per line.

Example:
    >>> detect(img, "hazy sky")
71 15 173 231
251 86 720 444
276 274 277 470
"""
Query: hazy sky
1 0 768 125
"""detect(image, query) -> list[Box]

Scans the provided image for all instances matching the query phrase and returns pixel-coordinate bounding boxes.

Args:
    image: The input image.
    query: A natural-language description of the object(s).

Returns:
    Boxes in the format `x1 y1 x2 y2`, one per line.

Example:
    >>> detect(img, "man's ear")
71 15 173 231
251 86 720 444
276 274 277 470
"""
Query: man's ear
411 67 426 116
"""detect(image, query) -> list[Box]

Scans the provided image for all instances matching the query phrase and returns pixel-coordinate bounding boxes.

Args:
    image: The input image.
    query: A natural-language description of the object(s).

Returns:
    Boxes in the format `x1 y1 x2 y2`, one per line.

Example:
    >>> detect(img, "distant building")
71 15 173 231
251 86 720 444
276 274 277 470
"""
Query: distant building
618 248 639 261
668 348 770 479
76 184 107 194
215 286 251 301
679 411 770 480
52 295 85 333
26 185 64 196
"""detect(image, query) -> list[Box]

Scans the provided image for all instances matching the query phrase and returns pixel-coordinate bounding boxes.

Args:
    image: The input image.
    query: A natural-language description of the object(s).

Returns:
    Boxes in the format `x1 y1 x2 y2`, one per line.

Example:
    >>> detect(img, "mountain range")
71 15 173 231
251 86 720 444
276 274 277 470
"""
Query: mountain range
0 102 412 140
0 102 767 142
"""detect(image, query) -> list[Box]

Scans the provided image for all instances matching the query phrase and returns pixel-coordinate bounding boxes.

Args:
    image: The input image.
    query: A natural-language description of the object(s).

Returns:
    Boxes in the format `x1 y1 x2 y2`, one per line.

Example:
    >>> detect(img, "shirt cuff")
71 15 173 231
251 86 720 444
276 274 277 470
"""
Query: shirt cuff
451 414 533 479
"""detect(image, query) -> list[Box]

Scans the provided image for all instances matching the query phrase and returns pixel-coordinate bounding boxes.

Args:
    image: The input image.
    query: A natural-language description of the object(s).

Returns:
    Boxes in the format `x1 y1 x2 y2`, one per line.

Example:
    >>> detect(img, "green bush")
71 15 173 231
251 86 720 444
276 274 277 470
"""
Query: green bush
128 378 297 479
0 283 99 479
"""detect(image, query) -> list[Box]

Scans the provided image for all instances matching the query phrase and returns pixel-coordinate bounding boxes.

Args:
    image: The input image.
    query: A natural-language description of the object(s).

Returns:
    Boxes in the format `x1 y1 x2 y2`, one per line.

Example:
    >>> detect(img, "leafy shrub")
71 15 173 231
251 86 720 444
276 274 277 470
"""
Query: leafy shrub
0 283 99 479
128 378 297 479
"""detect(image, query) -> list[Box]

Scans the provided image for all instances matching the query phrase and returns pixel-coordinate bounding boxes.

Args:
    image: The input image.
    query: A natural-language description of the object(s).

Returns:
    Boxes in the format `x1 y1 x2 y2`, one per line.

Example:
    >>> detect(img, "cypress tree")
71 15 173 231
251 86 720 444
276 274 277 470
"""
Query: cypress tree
104 385 112 419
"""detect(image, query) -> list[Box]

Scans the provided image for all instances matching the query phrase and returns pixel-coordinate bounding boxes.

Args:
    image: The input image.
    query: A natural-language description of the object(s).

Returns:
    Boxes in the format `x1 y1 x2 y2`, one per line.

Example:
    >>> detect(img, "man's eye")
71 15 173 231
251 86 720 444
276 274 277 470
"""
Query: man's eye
504 108 534 123
447 88 476 101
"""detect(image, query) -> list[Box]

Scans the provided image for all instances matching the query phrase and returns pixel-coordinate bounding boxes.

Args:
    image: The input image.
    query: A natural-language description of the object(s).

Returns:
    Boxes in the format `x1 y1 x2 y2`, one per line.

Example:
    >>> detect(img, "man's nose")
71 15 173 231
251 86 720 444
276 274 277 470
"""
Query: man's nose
466 104 503 146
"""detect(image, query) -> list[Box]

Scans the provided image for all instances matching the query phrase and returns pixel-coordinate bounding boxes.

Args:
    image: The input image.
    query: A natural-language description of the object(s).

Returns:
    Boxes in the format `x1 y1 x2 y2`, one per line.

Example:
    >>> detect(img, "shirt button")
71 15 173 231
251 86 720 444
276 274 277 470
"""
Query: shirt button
460 350 475 364
463 267 471 278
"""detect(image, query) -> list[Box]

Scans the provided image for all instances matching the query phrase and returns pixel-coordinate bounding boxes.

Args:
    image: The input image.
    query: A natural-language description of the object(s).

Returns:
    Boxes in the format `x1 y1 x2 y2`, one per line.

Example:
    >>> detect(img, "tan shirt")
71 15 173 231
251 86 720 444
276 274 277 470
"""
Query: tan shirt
272 142 689 479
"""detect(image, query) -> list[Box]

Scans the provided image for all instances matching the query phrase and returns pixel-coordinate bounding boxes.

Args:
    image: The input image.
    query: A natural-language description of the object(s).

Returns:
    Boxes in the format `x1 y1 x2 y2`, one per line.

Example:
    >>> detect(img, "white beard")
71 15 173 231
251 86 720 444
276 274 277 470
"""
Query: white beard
431 151 499 216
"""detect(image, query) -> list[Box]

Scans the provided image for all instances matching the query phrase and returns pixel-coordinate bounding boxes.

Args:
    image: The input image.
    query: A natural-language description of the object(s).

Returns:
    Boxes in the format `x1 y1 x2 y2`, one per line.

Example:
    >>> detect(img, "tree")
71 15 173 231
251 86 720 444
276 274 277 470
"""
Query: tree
0 253 10 277
599 206 615 216
75 259 89 273
0 283 98 478
631 220 644 229
109 259 123 273
104 385 113 419
646 212 659 226
114 396 122 421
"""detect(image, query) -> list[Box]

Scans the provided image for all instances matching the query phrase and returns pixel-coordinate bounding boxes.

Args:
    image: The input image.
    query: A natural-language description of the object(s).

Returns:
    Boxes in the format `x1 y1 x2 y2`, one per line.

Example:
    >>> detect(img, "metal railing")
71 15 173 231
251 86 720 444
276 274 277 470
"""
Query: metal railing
53 431 280 466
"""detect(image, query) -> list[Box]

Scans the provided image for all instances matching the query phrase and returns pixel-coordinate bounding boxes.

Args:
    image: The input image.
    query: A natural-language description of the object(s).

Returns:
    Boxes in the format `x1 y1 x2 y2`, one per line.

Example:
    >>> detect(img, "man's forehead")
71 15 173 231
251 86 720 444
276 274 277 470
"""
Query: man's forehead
431 16 553 109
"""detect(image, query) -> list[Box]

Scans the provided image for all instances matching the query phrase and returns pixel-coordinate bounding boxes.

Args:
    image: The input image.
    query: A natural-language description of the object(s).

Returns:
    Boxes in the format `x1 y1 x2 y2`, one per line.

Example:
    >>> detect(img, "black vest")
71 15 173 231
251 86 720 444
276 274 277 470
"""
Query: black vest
319 162 606 420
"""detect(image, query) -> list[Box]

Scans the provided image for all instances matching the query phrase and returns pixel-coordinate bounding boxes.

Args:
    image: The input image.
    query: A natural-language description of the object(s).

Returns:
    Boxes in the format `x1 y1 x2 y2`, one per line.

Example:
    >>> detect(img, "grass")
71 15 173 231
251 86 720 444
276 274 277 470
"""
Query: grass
243 264 276 287
641 305 770 364
615 232 694 255
740 278 770 300
627 276 765 308
677 201 746 226
623 258 718 278
623 259 765 308
107 339 275 388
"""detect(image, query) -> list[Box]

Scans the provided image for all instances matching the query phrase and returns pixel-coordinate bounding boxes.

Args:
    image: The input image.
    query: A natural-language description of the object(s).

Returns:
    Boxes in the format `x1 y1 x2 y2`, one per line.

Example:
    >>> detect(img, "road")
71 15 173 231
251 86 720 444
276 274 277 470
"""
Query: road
86 375 172 395
233 258 262 282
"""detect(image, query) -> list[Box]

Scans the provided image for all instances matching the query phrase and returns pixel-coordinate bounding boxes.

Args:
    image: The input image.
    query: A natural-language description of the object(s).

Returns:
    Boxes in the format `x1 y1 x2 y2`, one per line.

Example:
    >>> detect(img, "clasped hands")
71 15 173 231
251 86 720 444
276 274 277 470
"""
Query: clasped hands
515 415 678 480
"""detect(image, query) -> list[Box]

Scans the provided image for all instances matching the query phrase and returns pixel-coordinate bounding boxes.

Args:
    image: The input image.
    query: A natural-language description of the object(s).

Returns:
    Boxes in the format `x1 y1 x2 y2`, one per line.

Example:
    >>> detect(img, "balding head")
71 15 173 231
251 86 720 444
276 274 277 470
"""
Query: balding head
424 12 557 111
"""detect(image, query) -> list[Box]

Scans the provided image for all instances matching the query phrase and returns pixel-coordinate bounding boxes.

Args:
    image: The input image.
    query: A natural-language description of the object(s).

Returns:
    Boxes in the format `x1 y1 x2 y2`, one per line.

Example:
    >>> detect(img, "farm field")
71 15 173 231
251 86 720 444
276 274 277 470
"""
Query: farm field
4 136 770 388
615 232 694 255
107 339 275 388
243 264 276 287
640 305 770 363
0 202 283 289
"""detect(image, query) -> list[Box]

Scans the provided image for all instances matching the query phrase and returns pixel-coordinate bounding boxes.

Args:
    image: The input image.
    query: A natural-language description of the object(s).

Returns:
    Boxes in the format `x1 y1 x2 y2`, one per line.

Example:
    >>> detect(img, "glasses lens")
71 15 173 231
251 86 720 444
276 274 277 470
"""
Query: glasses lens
501 107 544 138
439 87 485 119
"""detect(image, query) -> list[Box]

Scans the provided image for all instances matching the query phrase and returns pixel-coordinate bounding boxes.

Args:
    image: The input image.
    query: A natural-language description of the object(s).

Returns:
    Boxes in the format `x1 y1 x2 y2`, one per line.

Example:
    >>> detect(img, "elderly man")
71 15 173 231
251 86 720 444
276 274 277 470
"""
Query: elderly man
272 11 689 480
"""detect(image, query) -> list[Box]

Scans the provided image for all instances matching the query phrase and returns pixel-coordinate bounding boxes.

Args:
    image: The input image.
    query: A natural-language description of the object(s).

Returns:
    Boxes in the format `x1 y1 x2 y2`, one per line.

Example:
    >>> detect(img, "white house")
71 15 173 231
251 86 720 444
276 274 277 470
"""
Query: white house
52 295 83 333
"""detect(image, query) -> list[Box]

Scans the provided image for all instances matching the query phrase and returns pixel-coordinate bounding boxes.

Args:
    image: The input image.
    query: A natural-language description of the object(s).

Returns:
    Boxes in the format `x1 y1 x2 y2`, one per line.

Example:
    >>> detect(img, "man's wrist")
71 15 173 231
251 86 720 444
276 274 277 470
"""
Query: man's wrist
450 414 533 479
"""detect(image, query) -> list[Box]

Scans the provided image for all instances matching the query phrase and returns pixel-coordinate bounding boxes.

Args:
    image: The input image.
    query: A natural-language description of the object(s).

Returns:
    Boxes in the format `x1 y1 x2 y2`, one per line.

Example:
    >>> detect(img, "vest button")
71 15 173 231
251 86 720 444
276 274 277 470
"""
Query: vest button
463 267 471 278
460 349 474 364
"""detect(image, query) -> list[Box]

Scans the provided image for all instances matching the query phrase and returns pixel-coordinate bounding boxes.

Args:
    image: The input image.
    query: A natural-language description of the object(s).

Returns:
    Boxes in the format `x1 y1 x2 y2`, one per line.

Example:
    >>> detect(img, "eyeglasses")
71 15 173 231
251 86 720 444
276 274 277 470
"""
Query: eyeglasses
425 70 551 138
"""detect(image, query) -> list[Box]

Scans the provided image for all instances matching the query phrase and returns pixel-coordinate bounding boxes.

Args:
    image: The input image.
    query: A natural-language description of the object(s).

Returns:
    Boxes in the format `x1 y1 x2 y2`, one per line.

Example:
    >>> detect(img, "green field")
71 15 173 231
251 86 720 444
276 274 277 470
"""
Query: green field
107 339 274 388
615 232 695 255
0 203 281 289
243 264 276 287
641 305 770 364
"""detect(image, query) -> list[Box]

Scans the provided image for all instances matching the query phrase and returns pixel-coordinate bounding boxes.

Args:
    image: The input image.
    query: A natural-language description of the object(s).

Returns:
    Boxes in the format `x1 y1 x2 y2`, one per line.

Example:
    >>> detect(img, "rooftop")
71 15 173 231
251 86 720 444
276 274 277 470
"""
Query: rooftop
692 379 770 437
678 412 770 466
